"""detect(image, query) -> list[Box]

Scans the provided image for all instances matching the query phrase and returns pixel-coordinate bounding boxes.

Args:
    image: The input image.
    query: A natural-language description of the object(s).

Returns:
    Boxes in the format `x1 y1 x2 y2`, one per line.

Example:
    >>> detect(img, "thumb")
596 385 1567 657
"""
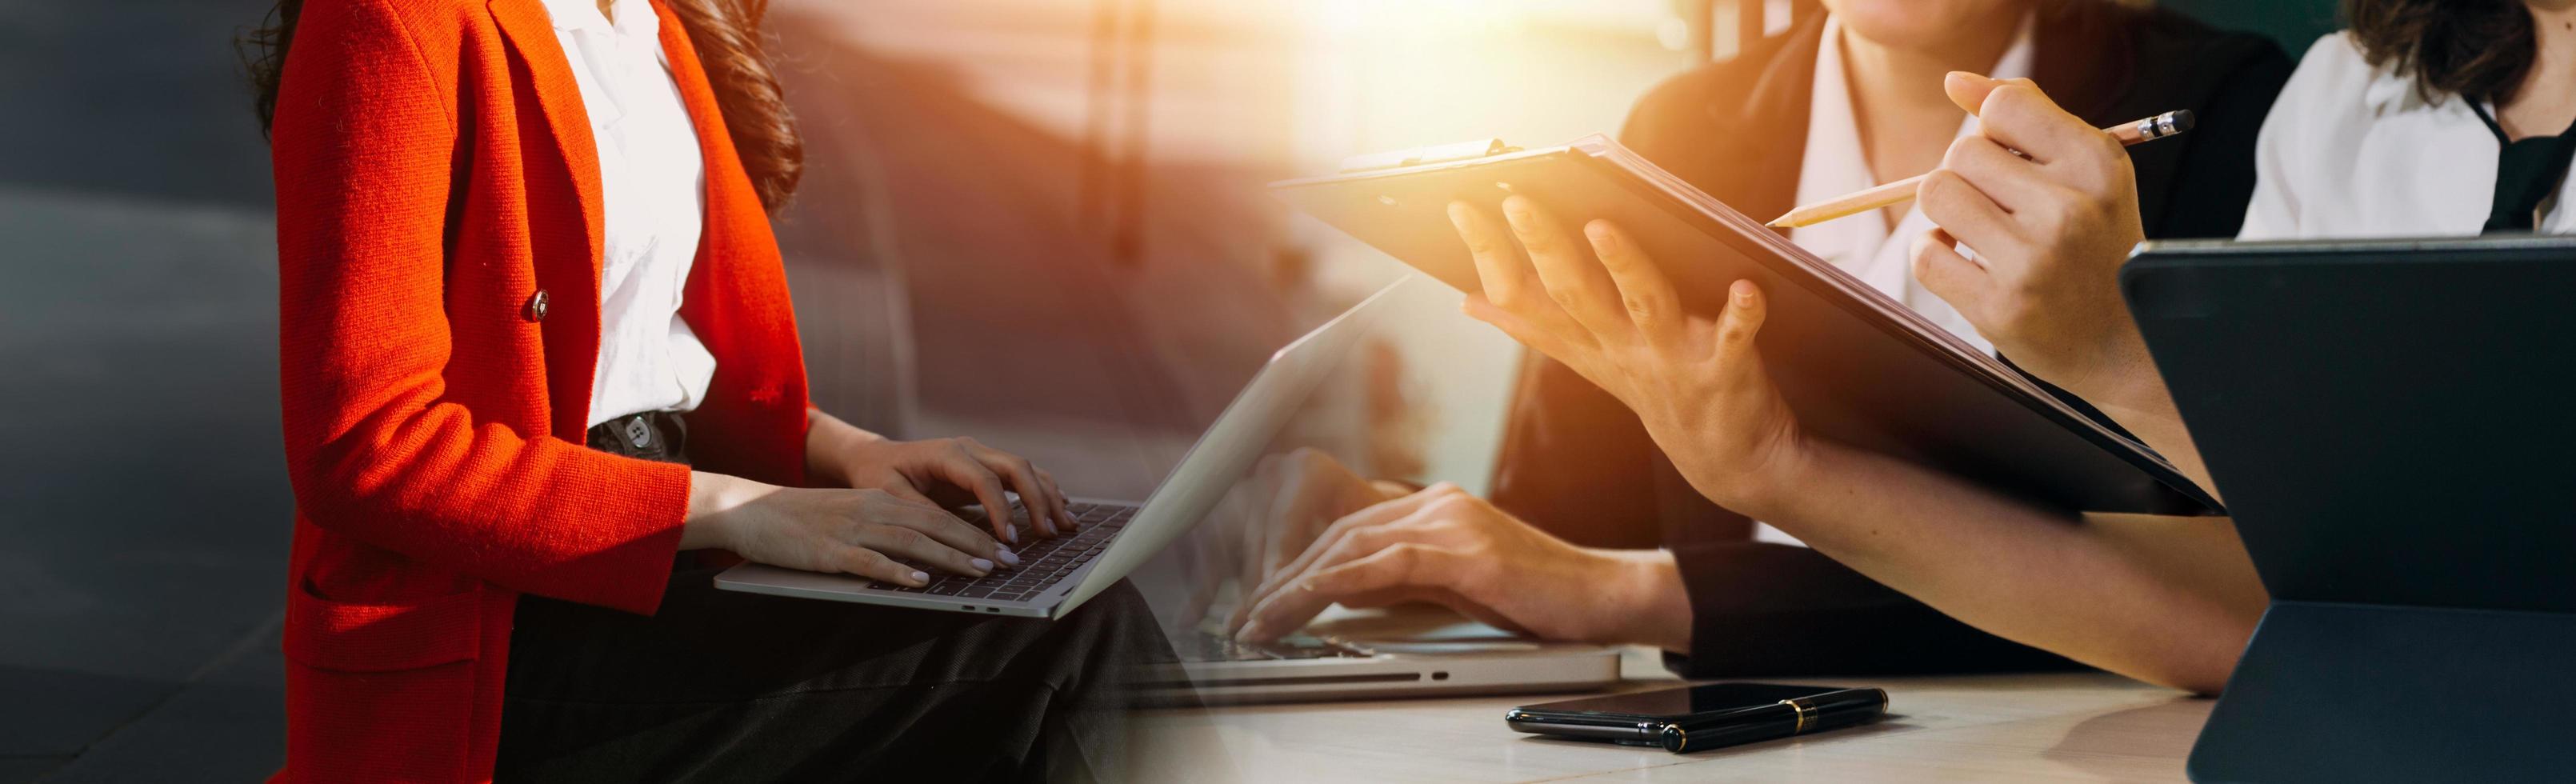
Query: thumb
1943 71 2038 117
1713 280 1768 366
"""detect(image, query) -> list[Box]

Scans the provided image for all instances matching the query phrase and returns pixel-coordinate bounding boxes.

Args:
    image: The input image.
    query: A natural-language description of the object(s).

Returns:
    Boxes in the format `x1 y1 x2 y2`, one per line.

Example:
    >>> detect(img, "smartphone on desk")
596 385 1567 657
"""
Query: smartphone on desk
1507 682 1886 753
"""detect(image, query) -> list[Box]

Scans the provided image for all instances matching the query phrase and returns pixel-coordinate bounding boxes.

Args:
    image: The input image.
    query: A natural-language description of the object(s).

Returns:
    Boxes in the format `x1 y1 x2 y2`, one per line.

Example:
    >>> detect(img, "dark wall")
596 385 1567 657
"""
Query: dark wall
0 0 281 208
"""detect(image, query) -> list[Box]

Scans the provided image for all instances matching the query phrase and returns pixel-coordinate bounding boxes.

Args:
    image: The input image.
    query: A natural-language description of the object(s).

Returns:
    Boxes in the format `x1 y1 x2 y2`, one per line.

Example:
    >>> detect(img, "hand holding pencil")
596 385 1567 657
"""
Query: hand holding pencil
1769 108 2190 228
1770 90 2192 229
1898 72 2166 418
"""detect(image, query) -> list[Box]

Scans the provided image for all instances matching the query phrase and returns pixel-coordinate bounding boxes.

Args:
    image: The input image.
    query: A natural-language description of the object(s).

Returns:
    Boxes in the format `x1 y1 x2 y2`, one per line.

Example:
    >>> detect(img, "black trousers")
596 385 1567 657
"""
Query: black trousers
495 413 1174 782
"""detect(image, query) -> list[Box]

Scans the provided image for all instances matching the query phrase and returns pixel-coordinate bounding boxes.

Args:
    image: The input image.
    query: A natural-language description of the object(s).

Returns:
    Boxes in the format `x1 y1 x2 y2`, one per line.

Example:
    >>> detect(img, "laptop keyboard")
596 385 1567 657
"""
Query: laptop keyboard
876 501 1132 602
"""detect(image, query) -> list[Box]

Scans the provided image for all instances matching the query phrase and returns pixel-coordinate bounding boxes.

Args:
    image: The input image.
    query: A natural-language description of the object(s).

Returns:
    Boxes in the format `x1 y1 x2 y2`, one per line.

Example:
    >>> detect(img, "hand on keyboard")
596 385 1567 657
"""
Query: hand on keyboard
681 479 1013 589
802 415 1082 540
878 502 1135 602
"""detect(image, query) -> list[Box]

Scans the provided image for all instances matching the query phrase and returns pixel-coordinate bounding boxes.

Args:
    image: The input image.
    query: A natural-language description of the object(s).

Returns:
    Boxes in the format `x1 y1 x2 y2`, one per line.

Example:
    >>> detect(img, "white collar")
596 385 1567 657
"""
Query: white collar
1797 11 2037 214
1808 10 2038 175
539 0 657 38
1788 11 2034 355
2358 61 2473 116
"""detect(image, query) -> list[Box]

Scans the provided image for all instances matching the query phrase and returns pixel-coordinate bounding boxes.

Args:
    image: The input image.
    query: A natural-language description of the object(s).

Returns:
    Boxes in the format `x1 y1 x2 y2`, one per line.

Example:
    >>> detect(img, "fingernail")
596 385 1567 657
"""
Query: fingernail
970 558 994 572
910 570 930 584
1004 526 1019 544
1734 284 1755 306
1234 622 1263 642
997 549 1021 566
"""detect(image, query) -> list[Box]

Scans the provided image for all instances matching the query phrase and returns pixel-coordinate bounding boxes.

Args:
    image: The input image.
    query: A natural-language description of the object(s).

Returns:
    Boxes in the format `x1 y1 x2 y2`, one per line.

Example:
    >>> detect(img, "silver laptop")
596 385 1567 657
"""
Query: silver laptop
714 282 1404 619
1145 605 1621 704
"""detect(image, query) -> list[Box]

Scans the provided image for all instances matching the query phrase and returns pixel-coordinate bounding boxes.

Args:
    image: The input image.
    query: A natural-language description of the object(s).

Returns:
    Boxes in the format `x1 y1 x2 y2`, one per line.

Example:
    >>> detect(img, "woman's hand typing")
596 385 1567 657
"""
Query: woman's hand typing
805 410 1077 541
680 474 1017 588
1230 483 1691 652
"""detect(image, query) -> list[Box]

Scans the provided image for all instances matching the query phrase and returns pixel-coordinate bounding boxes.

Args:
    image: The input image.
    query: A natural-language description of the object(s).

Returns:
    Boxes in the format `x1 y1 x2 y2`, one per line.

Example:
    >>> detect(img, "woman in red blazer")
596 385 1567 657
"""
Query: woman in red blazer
248 0 1158 780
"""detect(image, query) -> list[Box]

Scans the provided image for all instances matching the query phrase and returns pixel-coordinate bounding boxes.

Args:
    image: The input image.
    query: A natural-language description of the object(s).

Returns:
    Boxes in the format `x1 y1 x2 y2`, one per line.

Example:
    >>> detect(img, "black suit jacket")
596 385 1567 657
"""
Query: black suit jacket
1486 0 2291 677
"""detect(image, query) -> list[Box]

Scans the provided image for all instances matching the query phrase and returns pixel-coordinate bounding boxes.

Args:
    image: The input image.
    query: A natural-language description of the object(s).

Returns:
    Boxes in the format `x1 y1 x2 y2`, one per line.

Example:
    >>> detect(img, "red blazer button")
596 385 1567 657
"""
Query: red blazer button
525 290 550 322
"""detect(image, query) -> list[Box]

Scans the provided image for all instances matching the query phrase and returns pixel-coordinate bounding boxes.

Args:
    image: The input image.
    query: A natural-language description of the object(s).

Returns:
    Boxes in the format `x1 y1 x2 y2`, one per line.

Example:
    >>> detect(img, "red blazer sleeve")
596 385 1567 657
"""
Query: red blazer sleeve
270 0 688 614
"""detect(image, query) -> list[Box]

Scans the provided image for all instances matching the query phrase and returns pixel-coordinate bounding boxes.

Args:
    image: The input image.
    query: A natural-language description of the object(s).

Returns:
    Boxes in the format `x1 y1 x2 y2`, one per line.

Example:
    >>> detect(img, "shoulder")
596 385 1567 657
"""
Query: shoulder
1622 43 1783 142
290 0 484 63
2275 31 2408 113
2095 2 2296 110
2288 30 2377 83
1620 17 1818 158
297 0 486 33
2252 32 2413 154
276 0 490 135
2034 1 2293 129
2114 2 2294 73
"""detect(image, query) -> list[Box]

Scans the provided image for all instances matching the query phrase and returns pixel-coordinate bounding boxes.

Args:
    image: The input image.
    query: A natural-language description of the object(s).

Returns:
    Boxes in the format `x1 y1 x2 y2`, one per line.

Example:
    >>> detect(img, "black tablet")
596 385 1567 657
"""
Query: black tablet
2124 236 2576 782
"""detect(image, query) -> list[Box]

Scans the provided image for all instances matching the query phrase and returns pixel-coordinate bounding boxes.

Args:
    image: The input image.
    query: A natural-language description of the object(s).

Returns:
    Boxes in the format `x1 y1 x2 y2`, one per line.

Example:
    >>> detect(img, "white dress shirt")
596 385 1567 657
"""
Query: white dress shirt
2240 32 2576 240
1788 12 2036 357
541 0 718 428
1754 12 2036 547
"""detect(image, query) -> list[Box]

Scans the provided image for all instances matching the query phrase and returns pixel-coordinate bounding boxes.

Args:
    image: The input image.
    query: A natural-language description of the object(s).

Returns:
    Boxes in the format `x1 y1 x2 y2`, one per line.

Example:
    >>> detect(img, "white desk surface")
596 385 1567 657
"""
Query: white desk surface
1129 648 2213 783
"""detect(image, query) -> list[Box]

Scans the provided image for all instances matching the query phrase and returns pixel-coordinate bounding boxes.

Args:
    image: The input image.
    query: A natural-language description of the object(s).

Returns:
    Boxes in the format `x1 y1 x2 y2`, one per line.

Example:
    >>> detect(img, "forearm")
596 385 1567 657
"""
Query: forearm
680 471 775 550
2085 369 2222 504
1750 442 2261 693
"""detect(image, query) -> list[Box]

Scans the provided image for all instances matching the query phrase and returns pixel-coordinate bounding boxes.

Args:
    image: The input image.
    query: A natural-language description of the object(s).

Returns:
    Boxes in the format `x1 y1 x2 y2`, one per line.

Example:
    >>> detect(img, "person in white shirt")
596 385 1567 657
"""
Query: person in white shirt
1909 0 2576 503
1231 0 2293 691
1344 0 2576 697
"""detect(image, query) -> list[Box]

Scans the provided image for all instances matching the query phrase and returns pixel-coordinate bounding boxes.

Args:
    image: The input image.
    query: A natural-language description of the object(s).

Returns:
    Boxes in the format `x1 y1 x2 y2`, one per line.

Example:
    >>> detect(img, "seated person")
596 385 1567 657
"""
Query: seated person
1231 0 2288 678
1246 0 2576 694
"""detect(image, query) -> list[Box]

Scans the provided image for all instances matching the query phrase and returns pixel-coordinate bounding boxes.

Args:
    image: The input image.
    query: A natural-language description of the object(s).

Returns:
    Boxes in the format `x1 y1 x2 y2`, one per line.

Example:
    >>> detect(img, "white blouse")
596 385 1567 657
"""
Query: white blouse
2242 32 2576 239
541 0 718 427
1788 11 2038 358
1754 12 2035 547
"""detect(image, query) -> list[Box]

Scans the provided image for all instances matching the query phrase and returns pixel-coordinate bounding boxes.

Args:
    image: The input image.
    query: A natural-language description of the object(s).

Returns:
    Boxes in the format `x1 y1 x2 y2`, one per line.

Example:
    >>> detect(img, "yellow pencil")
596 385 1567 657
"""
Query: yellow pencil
1766 110 2195 229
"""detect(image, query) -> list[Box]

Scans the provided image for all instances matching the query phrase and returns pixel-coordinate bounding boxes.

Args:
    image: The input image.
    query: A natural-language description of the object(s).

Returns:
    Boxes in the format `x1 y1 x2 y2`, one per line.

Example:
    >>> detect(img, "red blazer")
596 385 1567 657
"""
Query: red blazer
268 1 810 780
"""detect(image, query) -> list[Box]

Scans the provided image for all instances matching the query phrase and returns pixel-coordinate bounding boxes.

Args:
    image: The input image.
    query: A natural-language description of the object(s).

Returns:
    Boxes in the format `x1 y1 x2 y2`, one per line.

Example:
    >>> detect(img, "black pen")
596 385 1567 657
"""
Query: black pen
1659 688 1889 754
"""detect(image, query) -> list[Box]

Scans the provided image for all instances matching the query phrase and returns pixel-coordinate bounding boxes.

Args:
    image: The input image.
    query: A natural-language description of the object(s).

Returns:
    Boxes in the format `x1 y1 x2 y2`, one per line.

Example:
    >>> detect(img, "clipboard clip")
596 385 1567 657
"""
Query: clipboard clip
1338 138 1522 173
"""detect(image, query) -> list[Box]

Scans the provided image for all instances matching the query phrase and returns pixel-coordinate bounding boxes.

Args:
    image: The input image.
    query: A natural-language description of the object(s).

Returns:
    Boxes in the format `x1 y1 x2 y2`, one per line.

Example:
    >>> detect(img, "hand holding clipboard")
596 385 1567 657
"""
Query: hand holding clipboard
1270 73 2215 517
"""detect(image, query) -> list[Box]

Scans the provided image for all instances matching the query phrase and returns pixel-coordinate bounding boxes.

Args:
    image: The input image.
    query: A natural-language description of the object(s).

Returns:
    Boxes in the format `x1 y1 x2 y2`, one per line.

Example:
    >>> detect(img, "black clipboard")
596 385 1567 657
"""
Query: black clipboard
1274 135 2216 515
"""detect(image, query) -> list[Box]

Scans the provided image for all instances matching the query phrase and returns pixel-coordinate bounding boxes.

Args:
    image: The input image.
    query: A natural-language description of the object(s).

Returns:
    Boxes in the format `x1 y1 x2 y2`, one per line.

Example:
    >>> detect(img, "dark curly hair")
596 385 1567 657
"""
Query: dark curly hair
2343 0 2537 103
240 0 804 214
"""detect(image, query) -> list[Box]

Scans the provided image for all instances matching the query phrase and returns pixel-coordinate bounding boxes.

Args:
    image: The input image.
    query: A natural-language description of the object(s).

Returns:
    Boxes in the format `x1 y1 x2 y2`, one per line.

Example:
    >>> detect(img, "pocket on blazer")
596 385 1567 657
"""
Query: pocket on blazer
282 578 483 672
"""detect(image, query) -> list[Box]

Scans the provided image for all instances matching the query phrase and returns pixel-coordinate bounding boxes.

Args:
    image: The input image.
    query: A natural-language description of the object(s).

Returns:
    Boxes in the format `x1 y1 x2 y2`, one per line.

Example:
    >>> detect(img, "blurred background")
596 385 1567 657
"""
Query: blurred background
0 0 2328 779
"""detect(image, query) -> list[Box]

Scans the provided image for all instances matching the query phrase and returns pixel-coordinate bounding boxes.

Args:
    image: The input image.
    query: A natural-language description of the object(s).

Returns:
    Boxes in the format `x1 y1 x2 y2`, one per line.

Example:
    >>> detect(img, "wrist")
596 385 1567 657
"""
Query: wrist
2051 328 2163 410
1591 548 1693 653
681 472 774 550
1707 432 1822 522
802 414 888 486
2086 352 2177 425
